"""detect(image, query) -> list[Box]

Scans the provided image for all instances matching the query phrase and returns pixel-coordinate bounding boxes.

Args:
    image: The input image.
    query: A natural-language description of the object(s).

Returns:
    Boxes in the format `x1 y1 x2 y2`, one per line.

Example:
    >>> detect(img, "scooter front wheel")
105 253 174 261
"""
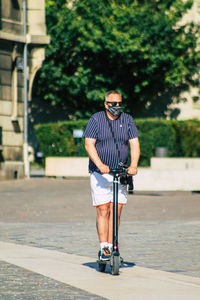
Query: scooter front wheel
111 255 120 275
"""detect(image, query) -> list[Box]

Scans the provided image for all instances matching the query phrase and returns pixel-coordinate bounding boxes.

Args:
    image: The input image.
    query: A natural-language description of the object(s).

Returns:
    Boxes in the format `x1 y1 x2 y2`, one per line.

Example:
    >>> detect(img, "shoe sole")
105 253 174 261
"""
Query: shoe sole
99 254 111 261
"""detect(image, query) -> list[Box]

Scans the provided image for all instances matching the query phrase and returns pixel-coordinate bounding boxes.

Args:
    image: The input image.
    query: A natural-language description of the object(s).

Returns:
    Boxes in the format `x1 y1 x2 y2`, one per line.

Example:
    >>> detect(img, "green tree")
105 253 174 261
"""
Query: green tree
36 0 200 118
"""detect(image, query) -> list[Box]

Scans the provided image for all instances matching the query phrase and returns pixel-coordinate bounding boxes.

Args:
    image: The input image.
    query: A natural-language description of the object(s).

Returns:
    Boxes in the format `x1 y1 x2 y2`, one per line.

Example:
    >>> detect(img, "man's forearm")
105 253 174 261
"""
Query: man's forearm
85 138 109 173
129 138 140 167
85 143 103 168
130 149 140 168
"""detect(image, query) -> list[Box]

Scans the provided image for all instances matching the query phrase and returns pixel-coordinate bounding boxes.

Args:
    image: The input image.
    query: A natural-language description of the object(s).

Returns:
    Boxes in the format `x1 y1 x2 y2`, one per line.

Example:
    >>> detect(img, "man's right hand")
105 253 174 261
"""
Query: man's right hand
98 163 110 174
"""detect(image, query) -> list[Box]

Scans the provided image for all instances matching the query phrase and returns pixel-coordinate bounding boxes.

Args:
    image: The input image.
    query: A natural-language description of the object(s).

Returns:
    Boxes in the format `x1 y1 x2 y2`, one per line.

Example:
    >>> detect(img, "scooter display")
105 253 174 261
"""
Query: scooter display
97 165 133 275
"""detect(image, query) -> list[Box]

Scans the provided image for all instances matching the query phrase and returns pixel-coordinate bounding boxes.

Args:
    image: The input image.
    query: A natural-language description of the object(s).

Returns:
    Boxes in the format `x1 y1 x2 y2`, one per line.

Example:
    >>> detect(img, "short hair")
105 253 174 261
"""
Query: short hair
105 90 122 102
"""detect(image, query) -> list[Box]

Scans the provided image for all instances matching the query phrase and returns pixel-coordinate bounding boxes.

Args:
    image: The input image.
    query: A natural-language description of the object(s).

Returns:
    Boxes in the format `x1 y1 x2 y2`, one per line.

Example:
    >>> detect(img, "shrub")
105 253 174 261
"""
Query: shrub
34 118 200 167
34 120 88 158
135 119 176 166
171 120 200 157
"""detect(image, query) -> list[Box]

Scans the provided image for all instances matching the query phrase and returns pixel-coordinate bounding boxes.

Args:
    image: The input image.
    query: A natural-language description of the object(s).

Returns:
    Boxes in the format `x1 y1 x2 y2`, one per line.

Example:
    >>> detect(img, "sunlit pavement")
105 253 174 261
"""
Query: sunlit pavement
0 178 200 299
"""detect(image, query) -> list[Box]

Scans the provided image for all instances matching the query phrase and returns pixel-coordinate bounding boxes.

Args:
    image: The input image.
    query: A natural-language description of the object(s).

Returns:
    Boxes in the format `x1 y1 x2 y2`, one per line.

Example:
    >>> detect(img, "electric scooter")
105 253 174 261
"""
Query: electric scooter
97 165 132 275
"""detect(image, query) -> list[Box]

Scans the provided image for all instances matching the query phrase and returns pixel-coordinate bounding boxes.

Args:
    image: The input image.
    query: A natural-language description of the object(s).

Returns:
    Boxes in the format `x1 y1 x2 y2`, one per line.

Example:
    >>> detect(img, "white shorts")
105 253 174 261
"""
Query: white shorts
90 172 127 207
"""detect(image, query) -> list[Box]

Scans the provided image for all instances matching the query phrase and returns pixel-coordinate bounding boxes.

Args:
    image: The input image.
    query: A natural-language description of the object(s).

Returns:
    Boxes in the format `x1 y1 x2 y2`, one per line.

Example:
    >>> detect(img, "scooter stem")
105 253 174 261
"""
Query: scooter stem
113 173 119 252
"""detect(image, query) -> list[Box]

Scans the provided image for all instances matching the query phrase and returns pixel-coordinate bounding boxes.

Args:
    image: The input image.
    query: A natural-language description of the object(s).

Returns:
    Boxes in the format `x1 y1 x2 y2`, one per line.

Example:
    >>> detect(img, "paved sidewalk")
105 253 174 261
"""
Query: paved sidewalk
0 178 200 299
0 260 105 300
1 241 200 300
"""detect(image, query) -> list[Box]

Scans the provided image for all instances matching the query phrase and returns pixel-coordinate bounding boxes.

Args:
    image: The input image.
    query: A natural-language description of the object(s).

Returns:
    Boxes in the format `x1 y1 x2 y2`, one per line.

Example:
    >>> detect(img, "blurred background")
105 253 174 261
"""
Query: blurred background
0 0 200 185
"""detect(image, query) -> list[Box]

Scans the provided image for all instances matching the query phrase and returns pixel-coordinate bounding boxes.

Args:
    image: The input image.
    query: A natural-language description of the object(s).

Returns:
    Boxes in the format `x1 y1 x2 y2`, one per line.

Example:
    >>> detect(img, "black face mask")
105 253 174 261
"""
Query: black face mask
107 106 122 117
106 101 122 117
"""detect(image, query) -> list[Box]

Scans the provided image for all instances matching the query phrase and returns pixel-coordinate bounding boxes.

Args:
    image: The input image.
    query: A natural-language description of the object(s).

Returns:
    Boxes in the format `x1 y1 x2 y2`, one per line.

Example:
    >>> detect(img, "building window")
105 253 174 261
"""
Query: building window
11 45 23 132
1 0 22 34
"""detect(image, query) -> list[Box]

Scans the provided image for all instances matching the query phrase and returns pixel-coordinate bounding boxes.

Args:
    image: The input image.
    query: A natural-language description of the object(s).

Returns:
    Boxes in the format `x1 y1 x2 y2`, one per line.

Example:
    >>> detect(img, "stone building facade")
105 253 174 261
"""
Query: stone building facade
0 0 49 179
168 0 200 120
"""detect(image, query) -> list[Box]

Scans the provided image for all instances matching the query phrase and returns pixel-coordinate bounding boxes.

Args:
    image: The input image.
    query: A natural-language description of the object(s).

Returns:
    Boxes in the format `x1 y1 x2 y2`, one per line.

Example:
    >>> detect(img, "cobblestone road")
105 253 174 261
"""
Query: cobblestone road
0 178 200 299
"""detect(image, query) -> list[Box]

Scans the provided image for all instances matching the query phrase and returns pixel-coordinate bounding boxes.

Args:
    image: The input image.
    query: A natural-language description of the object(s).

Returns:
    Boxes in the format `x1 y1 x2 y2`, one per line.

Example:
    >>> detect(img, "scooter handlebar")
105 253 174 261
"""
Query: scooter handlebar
96 167 134 176
109 168 128 176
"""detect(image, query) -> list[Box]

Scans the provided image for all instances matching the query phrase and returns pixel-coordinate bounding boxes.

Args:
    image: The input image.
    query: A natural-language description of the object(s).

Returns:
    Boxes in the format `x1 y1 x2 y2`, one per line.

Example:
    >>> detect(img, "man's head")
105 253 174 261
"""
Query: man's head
104 91 122 117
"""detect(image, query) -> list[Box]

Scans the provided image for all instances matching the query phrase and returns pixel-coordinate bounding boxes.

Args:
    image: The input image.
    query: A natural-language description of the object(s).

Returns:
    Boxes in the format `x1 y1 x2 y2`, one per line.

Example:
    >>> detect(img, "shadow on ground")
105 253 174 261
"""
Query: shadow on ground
83 261 136 274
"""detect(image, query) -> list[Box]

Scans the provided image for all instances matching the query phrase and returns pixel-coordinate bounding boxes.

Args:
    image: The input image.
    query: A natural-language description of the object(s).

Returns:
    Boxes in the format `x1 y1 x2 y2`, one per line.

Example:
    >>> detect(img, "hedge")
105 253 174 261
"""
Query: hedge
34 118 200 166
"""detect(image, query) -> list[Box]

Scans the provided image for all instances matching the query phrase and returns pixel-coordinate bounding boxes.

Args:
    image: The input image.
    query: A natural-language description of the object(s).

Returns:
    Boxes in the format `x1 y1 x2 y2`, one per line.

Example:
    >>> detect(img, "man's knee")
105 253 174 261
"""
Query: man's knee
97 203 111 218
109 203 123 216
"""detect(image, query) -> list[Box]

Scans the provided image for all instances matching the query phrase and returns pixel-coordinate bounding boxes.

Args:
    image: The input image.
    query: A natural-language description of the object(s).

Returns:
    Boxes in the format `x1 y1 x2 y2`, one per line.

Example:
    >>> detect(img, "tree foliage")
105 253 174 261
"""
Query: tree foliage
36 0 200 118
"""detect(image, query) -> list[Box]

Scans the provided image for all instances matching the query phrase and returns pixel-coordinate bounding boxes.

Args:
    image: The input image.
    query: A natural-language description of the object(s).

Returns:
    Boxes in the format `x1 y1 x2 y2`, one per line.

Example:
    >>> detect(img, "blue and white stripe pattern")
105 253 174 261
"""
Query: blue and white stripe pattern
83 111 139 173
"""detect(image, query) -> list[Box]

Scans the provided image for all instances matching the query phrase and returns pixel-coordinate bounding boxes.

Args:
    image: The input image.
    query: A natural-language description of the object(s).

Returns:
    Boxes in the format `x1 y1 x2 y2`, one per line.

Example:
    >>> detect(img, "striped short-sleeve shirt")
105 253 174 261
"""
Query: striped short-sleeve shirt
83 111 139 173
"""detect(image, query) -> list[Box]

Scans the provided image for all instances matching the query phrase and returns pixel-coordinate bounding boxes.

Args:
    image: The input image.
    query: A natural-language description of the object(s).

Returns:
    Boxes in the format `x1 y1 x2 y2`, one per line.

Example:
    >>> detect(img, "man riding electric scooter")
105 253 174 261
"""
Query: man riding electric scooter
83 90 140 273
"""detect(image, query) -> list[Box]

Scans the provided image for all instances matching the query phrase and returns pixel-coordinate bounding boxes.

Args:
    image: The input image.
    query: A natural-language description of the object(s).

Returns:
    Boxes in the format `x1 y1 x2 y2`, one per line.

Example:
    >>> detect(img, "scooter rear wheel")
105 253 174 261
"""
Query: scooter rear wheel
111 255 120 275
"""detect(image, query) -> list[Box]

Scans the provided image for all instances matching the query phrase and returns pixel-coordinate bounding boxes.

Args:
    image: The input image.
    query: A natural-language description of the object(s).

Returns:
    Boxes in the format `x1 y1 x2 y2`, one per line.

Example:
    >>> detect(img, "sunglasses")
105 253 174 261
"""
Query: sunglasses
106 101 122 107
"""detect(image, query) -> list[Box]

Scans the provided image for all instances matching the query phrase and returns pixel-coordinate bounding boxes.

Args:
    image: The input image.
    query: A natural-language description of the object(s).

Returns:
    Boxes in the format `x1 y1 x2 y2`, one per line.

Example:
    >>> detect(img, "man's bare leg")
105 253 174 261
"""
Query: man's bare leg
96 203 111 243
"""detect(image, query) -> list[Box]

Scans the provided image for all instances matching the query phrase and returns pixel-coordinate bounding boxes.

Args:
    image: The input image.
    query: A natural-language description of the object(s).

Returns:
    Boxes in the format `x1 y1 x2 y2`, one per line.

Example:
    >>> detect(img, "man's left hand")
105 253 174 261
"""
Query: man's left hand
127 166 138 175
